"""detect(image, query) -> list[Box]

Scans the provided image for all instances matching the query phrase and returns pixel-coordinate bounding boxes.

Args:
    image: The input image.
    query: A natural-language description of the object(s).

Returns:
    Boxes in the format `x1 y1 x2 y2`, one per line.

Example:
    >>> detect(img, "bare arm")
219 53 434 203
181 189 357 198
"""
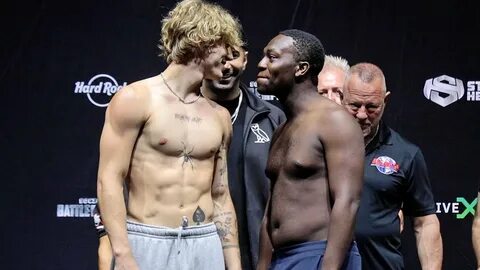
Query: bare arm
93 205 113 270
97 86 148 270
413 214 442 270
473 193 480 270
320 110 365 270
256 198 272 270
212 109 241 270
98 235 113 270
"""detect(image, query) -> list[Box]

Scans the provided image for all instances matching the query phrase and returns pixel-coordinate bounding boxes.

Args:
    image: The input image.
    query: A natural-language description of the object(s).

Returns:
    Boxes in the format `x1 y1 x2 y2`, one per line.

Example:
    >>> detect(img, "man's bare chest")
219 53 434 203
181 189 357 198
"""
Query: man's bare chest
139 109 223 159
267 123 325 180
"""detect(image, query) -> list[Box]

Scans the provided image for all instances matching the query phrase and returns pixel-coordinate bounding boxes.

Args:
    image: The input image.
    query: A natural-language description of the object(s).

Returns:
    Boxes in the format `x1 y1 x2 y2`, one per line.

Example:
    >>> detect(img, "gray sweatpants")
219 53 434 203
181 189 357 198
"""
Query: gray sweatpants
113 220 225 270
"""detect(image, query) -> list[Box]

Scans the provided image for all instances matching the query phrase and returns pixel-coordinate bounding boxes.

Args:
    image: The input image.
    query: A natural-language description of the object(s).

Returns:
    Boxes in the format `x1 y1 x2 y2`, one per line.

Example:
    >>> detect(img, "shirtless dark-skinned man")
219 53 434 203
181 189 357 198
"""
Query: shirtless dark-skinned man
256 29 364 270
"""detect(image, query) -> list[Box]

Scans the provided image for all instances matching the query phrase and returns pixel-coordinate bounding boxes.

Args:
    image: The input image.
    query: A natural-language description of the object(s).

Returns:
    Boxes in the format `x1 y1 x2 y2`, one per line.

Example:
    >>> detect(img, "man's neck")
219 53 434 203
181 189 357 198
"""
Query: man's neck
282 80 317 119
364 125 380 147
202 82 241 102
161 62 204 99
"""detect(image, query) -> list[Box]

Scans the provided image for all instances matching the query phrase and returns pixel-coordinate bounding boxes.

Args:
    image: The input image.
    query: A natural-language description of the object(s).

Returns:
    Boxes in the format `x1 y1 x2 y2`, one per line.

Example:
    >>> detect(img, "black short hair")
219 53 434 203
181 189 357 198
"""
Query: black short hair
279 29 325 84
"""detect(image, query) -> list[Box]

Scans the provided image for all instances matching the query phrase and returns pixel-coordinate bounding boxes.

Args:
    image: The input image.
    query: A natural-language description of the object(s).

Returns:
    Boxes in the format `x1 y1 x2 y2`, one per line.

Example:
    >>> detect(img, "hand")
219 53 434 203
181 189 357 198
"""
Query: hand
256 257 270 270
398 209 404 233
256 264 269 270
114 253 140 270
228 265 242 270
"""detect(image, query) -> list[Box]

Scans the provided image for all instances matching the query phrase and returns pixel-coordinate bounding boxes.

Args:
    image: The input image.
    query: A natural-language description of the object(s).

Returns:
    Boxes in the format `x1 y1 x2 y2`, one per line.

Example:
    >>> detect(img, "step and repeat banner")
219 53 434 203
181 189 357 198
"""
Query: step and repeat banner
1 0 479 269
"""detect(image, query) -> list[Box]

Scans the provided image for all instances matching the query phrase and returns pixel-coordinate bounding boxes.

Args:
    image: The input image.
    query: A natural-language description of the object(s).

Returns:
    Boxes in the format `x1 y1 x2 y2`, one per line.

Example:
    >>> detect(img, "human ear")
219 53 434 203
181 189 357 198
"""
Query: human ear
295 61 310 77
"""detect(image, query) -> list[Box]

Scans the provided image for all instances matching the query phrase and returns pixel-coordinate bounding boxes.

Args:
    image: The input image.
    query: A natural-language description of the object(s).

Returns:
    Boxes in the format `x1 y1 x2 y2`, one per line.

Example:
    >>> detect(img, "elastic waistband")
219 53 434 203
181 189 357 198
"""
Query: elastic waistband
126 220 217 238
274 240 358 257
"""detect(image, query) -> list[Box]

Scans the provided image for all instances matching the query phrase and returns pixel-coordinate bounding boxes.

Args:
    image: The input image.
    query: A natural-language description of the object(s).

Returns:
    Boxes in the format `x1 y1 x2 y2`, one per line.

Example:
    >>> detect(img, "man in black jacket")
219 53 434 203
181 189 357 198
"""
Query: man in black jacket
202 44 286 270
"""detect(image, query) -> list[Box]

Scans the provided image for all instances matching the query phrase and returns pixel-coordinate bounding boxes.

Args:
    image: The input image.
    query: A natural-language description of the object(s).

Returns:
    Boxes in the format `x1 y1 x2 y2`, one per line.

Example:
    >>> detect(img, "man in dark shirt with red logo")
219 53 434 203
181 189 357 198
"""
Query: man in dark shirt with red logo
342 62 443 270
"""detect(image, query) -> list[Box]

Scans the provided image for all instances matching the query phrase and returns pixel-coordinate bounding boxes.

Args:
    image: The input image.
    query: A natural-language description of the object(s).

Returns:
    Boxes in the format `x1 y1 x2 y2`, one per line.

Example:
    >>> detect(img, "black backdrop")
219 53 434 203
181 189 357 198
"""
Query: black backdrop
1 0 479 269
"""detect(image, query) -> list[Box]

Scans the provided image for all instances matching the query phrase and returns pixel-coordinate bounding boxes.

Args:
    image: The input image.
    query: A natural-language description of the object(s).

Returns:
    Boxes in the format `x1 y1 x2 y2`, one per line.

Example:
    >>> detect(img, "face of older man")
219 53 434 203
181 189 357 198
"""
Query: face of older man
317 65 346 105
343 73 389 143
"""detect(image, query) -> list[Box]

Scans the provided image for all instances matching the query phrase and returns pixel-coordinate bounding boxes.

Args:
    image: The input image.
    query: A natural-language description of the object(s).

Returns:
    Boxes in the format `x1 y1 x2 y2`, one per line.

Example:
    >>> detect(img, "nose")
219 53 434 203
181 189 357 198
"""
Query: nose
258 56 267 70
356 106 368 120
223 61 232 71
327 90 334 100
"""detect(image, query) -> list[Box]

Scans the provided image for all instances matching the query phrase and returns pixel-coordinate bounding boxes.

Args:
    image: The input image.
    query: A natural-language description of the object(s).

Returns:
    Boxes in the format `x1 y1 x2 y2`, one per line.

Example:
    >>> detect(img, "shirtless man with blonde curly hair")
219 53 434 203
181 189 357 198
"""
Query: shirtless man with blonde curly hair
96 1 243 269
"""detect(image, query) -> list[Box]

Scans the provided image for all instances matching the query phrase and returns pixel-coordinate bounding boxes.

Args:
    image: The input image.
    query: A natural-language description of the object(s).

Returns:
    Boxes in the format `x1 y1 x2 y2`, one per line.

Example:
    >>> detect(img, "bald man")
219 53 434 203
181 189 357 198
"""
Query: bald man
342 62 442 270
318 56 405 235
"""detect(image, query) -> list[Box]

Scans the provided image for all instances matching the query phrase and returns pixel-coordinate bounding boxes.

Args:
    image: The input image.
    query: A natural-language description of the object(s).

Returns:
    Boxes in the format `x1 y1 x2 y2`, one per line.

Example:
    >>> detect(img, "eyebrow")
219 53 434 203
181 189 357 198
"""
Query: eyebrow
264 48 277 54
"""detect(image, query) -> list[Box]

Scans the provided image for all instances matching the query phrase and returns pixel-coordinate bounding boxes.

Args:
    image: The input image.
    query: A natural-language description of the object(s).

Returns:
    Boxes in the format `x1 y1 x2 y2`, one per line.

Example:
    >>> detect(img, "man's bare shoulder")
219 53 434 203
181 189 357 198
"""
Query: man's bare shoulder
304 97 361 143
205 98 232 127
107 76 160 124
126 75 163 96
309 98 353 125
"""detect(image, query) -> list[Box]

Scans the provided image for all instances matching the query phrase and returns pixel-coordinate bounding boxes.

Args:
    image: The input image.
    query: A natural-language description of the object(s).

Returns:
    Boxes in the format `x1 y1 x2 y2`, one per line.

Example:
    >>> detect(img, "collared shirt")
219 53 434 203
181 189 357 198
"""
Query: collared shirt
355 122 436 270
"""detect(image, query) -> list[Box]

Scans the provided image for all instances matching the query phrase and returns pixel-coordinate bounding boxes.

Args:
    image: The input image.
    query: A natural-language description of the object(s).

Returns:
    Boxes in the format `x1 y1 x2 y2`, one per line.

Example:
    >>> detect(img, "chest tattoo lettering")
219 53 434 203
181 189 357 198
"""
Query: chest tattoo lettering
174 113 202 123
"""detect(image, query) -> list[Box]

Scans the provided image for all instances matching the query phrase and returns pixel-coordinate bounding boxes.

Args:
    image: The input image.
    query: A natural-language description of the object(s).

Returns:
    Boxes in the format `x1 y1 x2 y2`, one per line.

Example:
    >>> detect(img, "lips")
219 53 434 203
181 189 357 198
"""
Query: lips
257 72 268 78
257 73 269 81
360 124 371 131
219 76 232 82
256 77 269 86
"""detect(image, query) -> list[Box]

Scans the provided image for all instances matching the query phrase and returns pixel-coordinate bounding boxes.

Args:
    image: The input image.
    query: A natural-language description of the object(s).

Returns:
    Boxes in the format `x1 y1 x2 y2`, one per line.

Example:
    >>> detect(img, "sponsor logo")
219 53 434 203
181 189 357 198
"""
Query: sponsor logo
424 75 464 107
466 81 480 101
74 74 127 107
435 197 477 219
370 156 399 175
57 197 97 218
424 75 480 107
248 81 279 101
250 123 270 143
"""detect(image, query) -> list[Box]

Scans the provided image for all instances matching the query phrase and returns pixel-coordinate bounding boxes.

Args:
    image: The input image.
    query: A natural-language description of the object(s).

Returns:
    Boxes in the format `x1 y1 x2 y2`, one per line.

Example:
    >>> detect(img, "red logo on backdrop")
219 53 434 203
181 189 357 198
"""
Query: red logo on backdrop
371 156 400 175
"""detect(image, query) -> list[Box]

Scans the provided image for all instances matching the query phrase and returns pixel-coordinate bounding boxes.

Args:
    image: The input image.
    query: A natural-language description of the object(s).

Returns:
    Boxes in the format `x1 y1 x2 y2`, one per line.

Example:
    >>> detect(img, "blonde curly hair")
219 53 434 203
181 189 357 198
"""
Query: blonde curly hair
159 0 244 64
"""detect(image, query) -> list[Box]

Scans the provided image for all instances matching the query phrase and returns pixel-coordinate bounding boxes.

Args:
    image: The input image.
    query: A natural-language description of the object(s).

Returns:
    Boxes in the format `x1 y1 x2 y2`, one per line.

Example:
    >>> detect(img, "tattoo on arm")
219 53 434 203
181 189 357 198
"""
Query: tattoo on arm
215 143 227 176
178 141 194 170
211 144 228 199
222 244 240 249
212 142 238 249
214 212 235 242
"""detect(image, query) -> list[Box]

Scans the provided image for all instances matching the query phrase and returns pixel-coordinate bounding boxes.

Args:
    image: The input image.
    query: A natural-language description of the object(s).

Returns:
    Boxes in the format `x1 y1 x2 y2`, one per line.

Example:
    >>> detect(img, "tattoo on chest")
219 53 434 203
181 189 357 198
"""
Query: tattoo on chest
193 206 206 225
174 113 202 123
179 142 195 170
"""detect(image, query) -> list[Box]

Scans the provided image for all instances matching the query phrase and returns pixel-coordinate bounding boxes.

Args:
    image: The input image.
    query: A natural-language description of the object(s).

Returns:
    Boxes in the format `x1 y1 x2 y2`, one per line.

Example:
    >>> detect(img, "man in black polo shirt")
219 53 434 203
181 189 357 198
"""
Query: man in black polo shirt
342 62 443 269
